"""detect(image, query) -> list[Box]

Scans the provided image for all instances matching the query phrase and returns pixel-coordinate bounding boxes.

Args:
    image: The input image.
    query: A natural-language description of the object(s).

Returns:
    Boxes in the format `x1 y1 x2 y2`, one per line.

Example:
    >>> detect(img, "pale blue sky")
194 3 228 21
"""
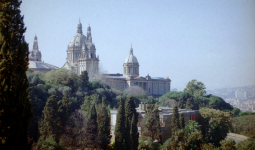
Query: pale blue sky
20 0 255 90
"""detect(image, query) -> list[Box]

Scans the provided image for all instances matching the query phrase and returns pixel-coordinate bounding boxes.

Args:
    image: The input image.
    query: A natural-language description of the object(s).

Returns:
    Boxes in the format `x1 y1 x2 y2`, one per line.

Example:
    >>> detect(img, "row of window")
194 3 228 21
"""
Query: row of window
124 67 139 74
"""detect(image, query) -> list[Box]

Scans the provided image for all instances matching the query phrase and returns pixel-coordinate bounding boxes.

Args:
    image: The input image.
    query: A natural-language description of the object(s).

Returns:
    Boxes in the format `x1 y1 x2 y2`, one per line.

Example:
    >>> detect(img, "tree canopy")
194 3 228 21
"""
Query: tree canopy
200 108 232 147
184 79 206 97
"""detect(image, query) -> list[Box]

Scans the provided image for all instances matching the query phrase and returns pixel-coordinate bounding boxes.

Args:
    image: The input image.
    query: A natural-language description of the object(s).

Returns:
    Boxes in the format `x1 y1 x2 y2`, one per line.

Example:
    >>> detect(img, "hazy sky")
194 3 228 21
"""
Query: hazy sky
20 0 255 91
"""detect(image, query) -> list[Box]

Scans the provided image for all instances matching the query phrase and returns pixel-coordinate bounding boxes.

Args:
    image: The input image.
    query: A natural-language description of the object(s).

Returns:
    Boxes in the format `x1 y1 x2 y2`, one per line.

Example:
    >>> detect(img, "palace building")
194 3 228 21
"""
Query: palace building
104 46 171 97
62 21 99 77
30 20 171 97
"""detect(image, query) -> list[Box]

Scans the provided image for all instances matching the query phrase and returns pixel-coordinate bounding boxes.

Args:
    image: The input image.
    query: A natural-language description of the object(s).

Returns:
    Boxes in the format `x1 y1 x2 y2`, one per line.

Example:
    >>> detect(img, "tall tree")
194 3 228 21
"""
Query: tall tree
179 113 185 129
178 97 185 109
39 95 61 143
81 95 91 112
58 94 73 135
171 106 180 134
114 97 126 150
125 96 138 150
0 0 33 148
185 97 194 109
80 70 90 91
97 97 111 150
142 104 161 142
85 104 98 149
184 79 206 97
130 114 139 150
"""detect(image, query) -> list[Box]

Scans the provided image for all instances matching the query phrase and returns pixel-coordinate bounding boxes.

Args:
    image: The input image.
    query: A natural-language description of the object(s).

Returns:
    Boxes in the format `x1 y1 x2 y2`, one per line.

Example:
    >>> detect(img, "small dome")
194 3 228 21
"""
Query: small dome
69 33 86 47
124 54 138 64
124 45 139 64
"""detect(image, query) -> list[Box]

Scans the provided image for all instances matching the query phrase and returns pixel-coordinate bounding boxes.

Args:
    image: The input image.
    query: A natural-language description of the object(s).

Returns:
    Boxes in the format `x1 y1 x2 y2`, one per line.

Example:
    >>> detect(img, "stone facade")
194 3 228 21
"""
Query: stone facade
110 105 201 143
105 46 171 97
62 21 99 77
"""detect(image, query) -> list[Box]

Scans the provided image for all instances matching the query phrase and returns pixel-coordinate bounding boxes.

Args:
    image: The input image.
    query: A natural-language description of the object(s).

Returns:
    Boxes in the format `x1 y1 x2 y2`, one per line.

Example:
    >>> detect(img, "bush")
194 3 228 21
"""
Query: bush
236 138 255 150
231 115 255 137
37 136 65 150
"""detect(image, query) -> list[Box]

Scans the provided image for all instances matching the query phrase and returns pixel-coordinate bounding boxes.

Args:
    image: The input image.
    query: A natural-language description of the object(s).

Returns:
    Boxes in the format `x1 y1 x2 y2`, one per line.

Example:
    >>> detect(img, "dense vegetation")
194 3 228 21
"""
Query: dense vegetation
26 70 254 150
26 69 107 148
231 114 255 138
25 69 143 149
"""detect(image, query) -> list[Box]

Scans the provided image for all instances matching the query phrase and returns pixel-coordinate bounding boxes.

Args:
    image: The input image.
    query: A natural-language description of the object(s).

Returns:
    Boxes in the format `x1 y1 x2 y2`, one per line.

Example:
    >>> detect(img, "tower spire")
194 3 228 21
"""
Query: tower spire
130 44 133 55
33 34 38 50
77 19 82 34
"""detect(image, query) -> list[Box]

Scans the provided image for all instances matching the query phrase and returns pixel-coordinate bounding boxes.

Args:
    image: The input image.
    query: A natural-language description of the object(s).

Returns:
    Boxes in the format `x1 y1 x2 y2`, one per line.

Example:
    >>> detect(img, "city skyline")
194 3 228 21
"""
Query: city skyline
20 0 255 90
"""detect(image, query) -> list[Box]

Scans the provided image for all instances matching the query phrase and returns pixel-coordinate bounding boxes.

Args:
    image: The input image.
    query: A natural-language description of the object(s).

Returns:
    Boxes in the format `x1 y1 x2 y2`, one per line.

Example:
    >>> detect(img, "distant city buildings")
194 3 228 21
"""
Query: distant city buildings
209 85 255 112
235 90 247 99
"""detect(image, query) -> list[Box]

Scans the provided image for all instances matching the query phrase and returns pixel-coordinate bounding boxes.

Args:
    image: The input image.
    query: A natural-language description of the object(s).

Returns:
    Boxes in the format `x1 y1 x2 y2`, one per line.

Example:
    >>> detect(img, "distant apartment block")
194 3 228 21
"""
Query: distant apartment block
235 90 247 99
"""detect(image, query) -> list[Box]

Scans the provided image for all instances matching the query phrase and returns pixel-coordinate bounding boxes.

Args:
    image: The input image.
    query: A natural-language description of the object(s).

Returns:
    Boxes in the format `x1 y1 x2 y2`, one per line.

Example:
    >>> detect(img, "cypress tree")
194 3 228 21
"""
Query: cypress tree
58 94 72 135
114 97 126 150
81 95 91 112
80 70 90 91
171 106 180 134
186 97 194 109
178 98 184 109
39 95 61 143
85 104 98 149
0 0 33 148
179 113 185 129
130 114 139 150
125 96 138 150
142 104 161 141
155 105 161 143
97 97 111 150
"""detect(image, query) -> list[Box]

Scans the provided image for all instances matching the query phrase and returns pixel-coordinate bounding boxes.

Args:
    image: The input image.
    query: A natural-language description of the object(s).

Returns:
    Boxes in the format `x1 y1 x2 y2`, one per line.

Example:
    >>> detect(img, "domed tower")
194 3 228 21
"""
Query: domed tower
123 45 139 77
29 35 41 61
66 20 86 66
63 20 99 76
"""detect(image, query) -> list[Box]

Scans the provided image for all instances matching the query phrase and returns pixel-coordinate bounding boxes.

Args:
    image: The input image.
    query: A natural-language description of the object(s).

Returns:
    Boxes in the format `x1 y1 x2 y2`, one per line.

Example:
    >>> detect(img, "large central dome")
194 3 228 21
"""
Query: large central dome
68 21 86 47
69 33 86 47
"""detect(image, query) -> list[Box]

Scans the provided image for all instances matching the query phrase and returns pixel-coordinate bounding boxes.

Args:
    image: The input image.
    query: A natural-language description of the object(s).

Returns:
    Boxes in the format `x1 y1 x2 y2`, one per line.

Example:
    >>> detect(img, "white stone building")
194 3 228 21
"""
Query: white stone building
62 21 99 77
105 46 171 97
28 35 59 73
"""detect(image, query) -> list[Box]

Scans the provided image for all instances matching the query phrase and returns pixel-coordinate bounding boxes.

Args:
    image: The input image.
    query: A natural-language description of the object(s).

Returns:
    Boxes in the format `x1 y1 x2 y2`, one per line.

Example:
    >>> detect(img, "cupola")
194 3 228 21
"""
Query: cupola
123 45 139 77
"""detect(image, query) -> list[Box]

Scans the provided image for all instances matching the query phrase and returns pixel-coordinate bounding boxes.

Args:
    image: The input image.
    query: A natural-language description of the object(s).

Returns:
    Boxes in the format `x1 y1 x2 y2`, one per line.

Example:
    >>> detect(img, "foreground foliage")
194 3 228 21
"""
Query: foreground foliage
0 0 33 148
231 115 255 138
200 108 232 147
142 104 161 143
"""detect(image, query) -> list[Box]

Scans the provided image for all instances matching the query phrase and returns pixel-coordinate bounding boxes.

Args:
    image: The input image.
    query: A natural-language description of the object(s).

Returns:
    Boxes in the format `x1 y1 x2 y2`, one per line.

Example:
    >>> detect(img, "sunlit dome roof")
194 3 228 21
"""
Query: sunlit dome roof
124 46 139 64
68 33 86 47
125 55 138 64
68 21 86 47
